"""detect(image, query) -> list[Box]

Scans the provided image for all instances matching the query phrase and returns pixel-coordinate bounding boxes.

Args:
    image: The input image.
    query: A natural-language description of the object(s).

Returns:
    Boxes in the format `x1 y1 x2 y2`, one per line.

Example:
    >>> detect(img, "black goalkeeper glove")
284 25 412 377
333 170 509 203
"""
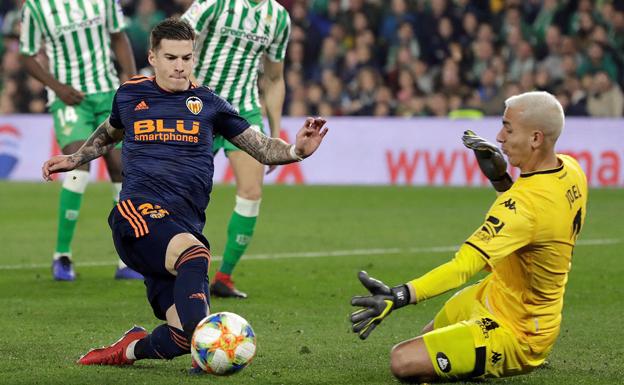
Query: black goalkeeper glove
350 271 410 340
462 130 513 192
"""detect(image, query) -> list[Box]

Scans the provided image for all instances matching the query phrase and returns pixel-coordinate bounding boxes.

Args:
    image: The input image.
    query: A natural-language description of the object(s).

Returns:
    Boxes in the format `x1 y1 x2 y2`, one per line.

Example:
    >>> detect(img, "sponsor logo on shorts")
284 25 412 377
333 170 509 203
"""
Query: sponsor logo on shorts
491 351 502 365
436 352 451 373
499 198 517 213
476 317 499 338
137 203 170 219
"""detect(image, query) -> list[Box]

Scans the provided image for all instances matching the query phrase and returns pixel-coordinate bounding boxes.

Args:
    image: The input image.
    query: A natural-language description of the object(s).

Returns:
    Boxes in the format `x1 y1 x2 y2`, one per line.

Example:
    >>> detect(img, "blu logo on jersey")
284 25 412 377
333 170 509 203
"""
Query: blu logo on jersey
134 119 200 143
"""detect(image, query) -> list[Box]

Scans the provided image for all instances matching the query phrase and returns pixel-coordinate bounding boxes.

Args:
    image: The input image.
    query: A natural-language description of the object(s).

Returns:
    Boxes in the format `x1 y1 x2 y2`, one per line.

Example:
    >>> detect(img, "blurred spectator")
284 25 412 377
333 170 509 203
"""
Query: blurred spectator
577 41 619 82
507 40 536 82
126 0 166 70
378 0 417 47
538 25 564 81
385 22 421 74
2 0 623 117
586 71 624 117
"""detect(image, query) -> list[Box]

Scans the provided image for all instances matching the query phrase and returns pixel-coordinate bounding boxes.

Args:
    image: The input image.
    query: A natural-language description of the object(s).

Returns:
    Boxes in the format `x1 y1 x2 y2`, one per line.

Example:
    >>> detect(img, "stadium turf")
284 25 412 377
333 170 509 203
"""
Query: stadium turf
0 182 622 385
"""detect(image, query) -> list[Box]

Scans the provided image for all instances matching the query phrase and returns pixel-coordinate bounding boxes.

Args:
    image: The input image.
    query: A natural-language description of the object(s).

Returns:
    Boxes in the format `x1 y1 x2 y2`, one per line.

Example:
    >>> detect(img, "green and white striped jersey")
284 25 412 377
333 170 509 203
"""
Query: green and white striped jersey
182 0 291 113
19 0 126 102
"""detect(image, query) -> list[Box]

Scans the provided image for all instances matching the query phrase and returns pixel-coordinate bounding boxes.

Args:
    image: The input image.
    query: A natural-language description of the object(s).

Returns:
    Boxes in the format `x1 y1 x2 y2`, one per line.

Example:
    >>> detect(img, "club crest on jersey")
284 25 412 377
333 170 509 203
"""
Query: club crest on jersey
186 96 203 115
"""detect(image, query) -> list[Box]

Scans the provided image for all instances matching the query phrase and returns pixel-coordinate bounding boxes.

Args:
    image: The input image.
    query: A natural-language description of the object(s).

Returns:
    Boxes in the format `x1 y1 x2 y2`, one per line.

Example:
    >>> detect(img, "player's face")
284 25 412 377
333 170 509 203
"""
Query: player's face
497 106 534 169
149 39 195 92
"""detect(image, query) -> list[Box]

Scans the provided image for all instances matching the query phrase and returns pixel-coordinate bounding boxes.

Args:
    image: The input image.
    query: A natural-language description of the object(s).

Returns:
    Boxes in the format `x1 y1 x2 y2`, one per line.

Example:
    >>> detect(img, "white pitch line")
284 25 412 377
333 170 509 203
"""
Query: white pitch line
0 238 620 271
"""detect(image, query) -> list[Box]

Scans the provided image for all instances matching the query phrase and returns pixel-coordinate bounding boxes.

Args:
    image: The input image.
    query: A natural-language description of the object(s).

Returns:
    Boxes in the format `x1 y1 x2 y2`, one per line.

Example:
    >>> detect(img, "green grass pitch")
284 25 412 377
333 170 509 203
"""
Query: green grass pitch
0 182 622 385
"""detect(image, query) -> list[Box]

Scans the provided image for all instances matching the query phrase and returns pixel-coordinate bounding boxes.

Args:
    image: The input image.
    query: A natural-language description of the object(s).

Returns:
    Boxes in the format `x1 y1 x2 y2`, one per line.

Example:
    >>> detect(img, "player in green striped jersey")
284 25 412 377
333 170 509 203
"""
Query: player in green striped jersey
182 0 291 298
19 0 140 280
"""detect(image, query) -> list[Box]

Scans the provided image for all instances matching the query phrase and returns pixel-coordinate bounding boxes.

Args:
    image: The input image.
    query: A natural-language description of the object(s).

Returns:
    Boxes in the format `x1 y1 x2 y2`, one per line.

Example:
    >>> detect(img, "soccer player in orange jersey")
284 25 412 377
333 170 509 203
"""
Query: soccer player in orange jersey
351 91 587 382
42 19 327 368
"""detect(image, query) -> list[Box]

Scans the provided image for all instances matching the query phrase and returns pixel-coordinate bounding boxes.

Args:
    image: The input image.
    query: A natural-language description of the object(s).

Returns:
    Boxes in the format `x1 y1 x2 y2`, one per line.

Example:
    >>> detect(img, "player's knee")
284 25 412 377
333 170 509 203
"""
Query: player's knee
390 340 435 383
236 187 262 201
421 320 434 334
390 343 413 380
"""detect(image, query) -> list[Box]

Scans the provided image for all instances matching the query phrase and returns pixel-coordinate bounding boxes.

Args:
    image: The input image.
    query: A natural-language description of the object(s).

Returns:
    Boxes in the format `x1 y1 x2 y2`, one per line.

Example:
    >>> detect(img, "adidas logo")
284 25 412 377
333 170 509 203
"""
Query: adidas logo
189 293 207 301
134 100 149 111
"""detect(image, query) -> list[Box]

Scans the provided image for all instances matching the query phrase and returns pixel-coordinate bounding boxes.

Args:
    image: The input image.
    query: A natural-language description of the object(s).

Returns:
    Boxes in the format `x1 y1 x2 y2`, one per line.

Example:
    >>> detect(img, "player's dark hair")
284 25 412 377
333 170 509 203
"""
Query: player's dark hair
150 18 195 50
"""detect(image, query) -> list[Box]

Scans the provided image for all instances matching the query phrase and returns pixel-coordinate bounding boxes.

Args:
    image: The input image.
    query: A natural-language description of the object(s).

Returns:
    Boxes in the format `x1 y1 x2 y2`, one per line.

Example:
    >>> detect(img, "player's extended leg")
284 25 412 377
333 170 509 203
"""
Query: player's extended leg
78 234 210 365
390 336 438 383
52 141 89 281
130 234 211 360
211 150 264 299
103 149 143 280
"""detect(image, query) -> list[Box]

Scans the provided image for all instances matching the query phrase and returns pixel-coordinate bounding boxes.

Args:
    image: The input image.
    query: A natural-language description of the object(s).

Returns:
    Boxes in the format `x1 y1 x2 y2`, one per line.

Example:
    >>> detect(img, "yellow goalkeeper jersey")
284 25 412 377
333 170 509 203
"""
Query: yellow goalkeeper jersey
464 154 587 356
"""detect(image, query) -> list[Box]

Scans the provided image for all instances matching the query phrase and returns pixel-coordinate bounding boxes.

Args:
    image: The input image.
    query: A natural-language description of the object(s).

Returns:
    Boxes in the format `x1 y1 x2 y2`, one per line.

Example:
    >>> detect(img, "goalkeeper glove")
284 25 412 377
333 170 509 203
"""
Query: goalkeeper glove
462 130 513 192
350 271 410 340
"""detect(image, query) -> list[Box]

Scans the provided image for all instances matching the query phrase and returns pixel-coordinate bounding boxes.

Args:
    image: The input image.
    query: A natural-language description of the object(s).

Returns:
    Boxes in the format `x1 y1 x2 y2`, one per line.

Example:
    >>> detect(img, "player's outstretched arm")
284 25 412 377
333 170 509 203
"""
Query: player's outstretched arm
228 117 328 165
462 130 513 192
42 118 123 180
350 271 411 340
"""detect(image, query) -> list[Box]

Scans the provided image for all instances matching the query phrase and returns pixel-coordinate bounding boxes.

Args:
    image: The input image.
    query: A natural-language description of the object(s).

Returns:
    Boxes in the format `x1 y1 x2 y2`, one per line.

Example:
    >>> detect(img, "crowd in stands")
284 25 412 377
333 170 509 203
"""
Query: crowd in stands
1 0 624 117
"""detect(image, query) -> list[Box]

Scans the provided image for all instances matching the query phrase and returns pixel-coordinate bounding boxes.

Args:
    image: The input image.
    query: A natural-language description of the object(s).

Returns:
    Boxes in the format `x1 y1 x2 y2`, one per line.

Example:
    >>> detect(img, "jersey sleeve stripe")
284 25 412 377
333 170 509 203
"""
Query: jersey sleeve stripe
123 76 154 85
195 0 219 32
19 3 39 55
464 241 491 260
274 16 290 60
109 0 123 31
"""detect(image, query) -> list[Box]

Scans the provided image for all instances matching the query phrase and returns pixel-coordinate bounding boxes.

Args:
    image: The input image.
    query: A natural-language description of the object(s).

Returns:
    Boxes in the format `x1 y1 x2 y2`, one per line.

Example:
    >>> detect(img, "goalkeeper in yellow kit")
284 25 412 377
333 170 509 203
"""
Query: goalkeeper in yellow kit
350 91 588 382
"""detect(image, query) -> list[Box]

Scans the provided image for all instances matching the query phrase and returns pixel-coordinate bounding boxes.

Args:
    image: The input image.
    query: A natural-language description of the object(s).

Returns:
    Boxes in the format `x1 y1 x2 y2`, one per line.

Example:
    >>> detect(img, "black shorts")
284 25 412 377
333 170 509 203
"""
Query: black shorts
109 199 210 320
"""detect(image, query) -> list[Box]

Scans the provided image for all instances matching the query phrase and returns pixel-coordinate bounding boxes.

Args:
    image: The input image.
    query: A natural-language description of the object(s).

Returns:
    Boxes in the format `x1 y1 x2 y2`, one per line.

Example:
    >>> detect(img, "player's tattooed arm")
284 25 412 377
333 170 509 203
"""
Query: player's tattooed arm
68 118 123 167
42 118 124 180
228 128 294 165
229 117 328 165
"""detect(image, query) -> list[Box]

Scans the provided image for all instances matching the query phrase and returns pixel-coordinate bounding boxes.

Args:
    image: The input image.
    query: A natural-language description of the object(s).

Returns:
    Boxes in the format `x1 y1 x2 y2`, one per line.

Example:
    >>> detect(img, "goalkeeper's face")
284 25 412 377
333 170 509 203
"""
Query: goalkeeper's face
497 106 536 169
149 39 195 92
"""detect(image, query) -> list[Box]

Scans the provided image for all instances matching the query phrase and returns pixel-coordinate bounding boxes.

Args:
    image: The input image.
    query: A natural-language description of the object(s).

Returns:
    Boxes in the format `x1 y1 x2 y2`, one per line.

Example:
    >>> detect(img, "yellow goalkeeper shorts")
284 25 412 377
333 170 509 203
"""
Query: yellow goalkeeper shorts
422 282 541 379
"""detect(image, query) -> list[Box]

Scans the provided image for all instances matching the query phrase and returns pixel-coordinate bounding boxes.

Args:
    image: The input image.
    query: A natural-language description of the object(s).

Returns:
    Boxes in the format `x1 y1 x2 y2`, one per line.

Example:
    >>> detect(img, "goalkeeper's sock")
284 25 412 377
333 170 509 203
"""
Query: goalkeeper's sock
55 170 89 256
219 196 260 276
132 324 189 360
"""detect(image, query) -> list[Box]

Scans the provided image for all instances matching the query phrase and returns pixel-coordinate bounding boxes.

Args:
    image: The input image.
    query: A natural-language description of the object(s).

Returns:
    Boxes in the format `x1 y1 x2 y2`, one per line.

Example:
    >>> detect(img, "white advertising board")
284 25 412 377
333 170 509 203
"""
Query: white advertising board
1 115 622 186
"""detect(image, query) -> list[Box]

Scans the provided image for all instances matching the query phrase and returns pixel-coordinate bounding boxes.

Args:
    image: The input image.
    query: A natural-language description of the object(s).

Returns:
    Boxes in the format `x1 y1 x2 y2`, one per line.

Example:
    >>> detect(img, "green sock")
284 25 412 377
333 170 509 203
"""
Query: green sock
220 211 257 275
55 187 84 254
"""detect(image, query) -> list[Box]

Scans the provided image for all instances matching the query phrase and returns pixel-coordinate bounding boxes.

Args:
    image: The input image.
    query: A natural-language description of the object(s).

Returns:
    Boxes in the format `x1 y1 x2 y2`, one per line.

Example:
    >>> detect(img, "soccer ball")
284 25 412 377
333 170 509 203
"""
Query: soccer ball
191 312 257 375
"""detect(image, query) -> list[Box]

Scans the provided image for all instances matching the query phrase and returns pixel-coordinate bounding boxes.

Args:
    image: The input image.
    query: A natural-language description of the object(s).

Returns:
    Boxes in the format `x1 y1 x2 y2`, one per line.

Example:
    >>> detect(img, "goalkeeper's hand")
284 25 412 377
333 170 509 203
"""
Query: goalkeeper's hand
350 271 410 340
462 130 513 192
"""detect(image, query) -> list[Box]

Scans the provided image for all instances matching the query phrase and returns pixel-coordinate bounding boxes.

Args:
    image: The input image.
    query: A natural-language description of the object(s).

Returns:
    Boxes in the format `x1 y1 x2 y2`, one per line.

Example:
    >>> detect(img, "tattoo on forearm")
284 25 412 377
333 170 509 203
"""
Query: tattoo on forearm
69 119 122 166
229 128 293 165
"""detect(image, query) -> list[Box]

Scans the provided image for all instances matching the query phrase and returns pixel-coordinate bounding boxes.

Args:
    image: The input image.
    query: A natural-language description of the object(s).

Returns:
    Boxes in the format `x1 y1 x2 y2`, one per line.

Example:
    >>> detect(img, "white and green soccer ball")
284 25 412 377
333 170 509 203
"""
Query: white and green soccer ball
191 312 256 375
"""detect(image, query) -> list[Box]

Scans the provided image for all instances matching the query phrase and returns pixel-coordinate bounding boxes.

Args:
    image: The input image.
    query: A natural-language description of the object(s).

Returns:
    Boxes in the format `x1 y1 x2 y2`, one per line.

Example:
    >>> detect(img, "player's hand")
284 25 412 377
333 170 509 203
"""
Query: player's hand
53 83 84 105
42 154 80 181
462 130 512 192
350 271 410 340
293 117 328 159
